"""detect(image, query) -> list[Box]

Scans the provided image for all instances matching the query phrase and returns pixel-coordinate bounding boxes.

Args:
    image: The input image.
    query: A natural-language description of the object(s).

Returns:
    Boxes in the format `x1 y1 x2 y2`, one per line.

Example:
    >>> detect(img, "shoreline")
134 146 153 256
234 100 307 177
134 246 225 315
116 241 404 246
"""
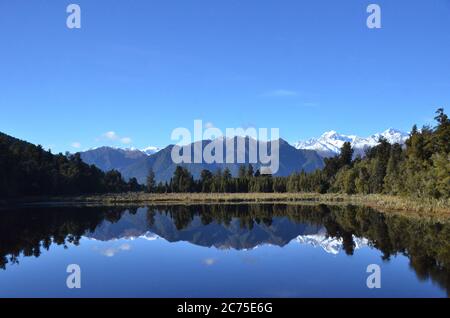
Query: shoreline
3 192 449 219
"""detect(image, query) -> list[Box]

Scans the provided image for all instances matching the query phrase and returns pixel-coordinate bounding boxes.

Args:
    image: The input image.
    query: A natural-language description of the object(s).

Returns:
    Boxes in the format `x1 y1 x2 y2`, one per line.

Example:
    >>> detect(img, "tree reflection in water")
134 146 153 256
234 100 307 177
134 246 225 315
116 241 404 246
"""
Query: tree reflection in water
0 204 448 294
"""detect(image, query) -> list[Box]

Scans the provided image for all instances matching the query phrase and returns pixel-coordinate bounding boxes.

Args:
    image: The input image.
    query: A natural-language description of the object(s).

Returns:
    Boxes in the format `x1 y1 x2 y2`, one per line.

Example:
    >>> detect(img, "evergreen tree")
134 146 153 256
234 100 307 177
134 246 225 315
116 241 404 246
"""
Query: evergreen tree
200 169 213 192
434 108 450 154
340 142 353 167
128 177 141 192
238 165 247 178
171 166 194 193
247 164 254 177
383 143 404 194
146 169 156 193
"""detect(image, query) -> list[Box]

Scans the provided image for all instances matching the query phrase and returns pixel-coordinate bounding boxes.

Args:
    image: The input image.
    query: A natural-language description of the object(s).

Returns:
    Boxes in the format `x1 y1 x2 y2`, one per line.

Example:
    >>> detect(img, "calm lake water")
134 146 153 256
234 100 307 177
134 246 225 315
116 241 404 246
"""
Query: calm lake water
0 204 448 298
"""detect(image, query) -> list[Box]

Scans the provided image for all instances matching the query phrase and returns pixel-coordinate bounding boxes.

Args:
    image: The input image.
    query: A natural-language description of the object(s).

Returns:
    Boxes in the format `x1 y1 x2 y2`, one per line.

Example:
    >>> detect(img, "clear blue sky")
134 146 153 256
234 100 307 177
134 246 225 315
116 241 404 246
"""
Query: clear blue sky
1 0 449 153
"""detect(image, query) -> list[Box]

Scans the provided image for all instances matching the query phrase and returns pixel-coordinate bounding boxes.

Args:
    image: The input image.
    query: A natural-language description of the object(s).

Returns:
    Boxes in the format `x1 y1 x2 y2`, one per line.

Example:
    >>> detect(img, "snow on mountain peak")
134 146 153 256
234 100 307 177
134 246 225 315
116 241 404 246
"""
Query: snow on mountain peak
295 129 409 158
141 146 161 156
383 128 401 134
322 130 338 138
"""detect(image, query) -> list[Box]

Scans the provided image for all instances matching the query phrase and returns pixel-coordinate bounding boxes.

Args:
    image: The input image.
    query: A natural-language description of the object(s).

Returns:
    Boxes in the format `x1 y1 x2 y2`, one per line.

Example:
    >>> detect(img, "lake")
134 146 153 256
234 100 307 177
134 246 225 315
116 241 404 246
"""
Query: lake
0 204 448 297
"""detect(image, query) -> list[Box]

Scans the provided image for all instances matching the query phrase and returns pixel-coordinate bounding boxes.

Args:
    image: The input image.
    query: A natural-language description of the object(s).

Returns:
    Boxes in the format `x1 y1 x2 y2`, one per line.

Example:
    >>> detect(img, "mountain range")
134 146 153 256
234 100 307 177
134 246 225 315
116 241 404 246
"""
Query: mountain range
79 129 409 183
294 128 409 158
80 137 324 183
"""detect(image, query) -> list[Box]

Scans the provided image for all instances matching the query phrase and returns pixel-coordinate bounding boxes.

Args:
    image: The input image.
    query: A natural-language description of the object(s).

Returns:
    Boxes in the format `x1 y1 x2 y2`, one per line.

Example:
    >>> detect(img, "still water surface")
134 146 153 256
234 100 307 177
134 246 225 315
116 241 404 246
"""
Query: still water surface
0 204 448 297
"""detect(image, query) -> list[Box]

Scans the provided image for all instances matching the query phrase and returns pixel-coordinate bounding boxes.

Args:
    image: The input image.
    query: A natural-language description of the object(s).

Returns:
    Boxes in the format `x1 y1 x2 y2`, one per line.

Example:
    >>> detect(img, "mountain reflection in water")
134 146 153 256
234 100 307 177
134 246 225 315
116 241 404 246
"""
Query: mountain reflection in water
0 204 449 296
85 207 369 254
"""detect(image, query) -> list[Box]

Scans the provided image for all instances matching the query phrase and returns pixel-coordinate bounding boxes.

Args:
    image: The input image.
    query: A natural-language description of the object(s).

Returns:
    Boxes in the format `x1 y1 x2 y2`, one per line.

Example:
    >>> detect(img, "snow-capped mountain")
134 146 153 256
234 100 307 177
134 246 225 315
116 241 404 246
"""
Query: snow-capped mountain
84 146 161 157
141 146 161 156
294 128 409 158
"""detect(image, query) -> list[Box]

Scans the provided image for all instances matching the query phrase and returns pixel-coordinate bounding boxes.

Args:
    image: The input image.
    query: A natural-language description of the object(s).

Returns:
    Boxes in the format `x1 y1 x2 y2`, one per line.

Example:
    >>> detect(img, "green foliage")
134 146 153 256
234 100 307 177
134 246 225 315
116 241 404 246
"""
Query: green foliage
146 169 156 193
330 108 450 200
2 108 447 200
156 108 449 200
170 166 194 193
333 166 357 194
0 133 141 198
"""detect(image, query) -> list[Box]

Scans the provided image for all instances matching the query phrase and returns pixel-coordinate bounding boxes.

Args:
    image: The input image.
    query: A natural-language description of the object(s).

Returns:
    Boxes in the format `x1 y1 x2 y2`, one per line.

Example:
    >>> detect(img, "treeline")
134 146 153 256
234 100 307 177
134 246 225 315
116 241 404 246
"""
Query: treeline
1 108 447 200
0 133 143 198
146 164 286 194
147 108 449 199
331 108 449 199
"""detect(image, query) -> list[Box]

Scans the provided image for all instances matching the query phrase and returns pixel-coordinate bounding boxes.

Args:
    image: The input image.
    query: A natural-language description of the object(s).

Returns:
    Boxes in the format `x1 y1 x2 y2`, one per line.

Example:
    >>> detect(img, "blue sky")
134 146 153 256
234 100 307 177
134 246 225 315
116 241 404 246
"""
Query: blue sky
1 0 449 153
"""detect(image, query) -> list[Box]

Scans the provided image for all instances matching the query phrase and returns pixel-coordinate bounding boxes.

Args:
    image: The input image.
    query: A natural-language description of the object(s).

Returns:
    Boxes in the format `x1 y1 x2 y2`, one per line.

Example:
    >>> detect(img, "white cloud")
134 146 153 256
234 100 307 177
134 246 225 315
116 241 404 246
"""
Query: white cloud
120 137 132 144
263 89 299 97
203 258 217 266
98 243 132 257
71 142 81 148
103 131 119 141
101 131 132 145
119 243 131 251
101 248 117 257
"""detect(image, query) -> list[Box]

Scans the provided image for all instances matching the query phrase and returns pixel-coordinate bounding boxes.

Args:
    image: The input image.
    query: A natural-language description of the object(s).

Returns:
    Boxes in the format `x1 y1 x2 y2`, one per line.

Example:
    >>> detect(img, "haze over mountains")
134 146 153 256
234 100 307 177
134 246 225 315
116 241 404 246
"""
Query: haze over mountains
79 129 409 183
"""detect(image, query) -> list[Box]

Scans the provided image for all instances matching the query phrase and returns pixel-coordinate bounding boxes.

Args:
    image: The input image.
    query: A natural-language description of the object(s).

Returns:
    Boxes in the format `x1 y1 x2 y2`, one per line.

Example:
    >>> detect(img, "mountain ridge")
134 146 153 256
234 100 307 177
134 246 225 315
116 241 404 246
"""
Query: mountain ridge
294 128 409 158
79 128 410 183
80 136 324 183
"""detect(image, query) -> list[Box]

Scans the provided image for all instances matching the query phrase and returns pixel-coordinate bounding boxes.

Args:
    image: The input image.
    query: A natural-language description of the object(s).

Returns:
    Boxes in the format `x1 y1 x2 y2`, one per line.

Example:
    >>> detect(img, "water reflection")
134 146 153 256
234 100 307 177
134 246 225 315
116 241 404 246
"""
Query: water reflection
0 204 449 295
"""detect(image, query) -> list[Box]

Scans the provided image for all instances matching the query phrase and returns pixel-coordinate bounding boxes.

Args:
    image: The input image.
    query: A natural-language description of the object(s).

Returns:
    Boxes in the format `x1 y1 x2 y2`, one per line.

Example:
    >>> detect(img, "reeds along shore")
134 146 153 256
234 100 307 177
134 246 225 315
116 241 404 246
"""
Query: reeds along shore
30 192 450 219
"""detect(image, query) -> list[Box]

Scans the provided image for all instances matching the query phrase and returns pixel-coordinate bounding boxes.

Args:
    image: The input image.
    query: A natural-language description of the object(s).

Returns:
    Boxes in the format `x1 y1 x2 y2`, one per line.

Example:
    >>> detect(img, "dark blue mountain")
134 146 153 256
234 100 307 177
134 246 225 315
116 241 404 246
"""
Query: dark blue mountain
80 137 324 183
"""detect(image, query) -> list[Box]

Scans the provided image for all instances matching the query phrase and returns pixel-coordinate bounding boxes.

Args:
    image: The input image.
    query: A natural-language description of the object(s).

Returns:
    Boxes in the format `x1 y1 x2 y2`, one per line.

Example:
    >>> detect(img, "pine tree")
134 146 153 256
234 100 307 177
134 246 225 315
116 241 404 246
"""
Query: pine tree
433 108 450 154
146 169 156 193
238 165 247 178
383 143 404 194
247 164 254 178
340 142 353 167
200 169 213 192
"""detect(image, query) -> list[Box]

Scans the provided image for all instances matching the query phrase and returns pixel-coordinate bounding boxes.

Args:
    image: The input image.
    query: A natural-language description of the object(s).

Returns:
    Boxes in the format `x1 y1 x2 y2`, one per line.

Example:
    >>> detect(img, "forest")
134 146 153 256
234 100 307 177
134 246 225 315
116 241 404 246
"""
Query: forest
147 108 449 200
1 108 448 200
0 133 142 197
